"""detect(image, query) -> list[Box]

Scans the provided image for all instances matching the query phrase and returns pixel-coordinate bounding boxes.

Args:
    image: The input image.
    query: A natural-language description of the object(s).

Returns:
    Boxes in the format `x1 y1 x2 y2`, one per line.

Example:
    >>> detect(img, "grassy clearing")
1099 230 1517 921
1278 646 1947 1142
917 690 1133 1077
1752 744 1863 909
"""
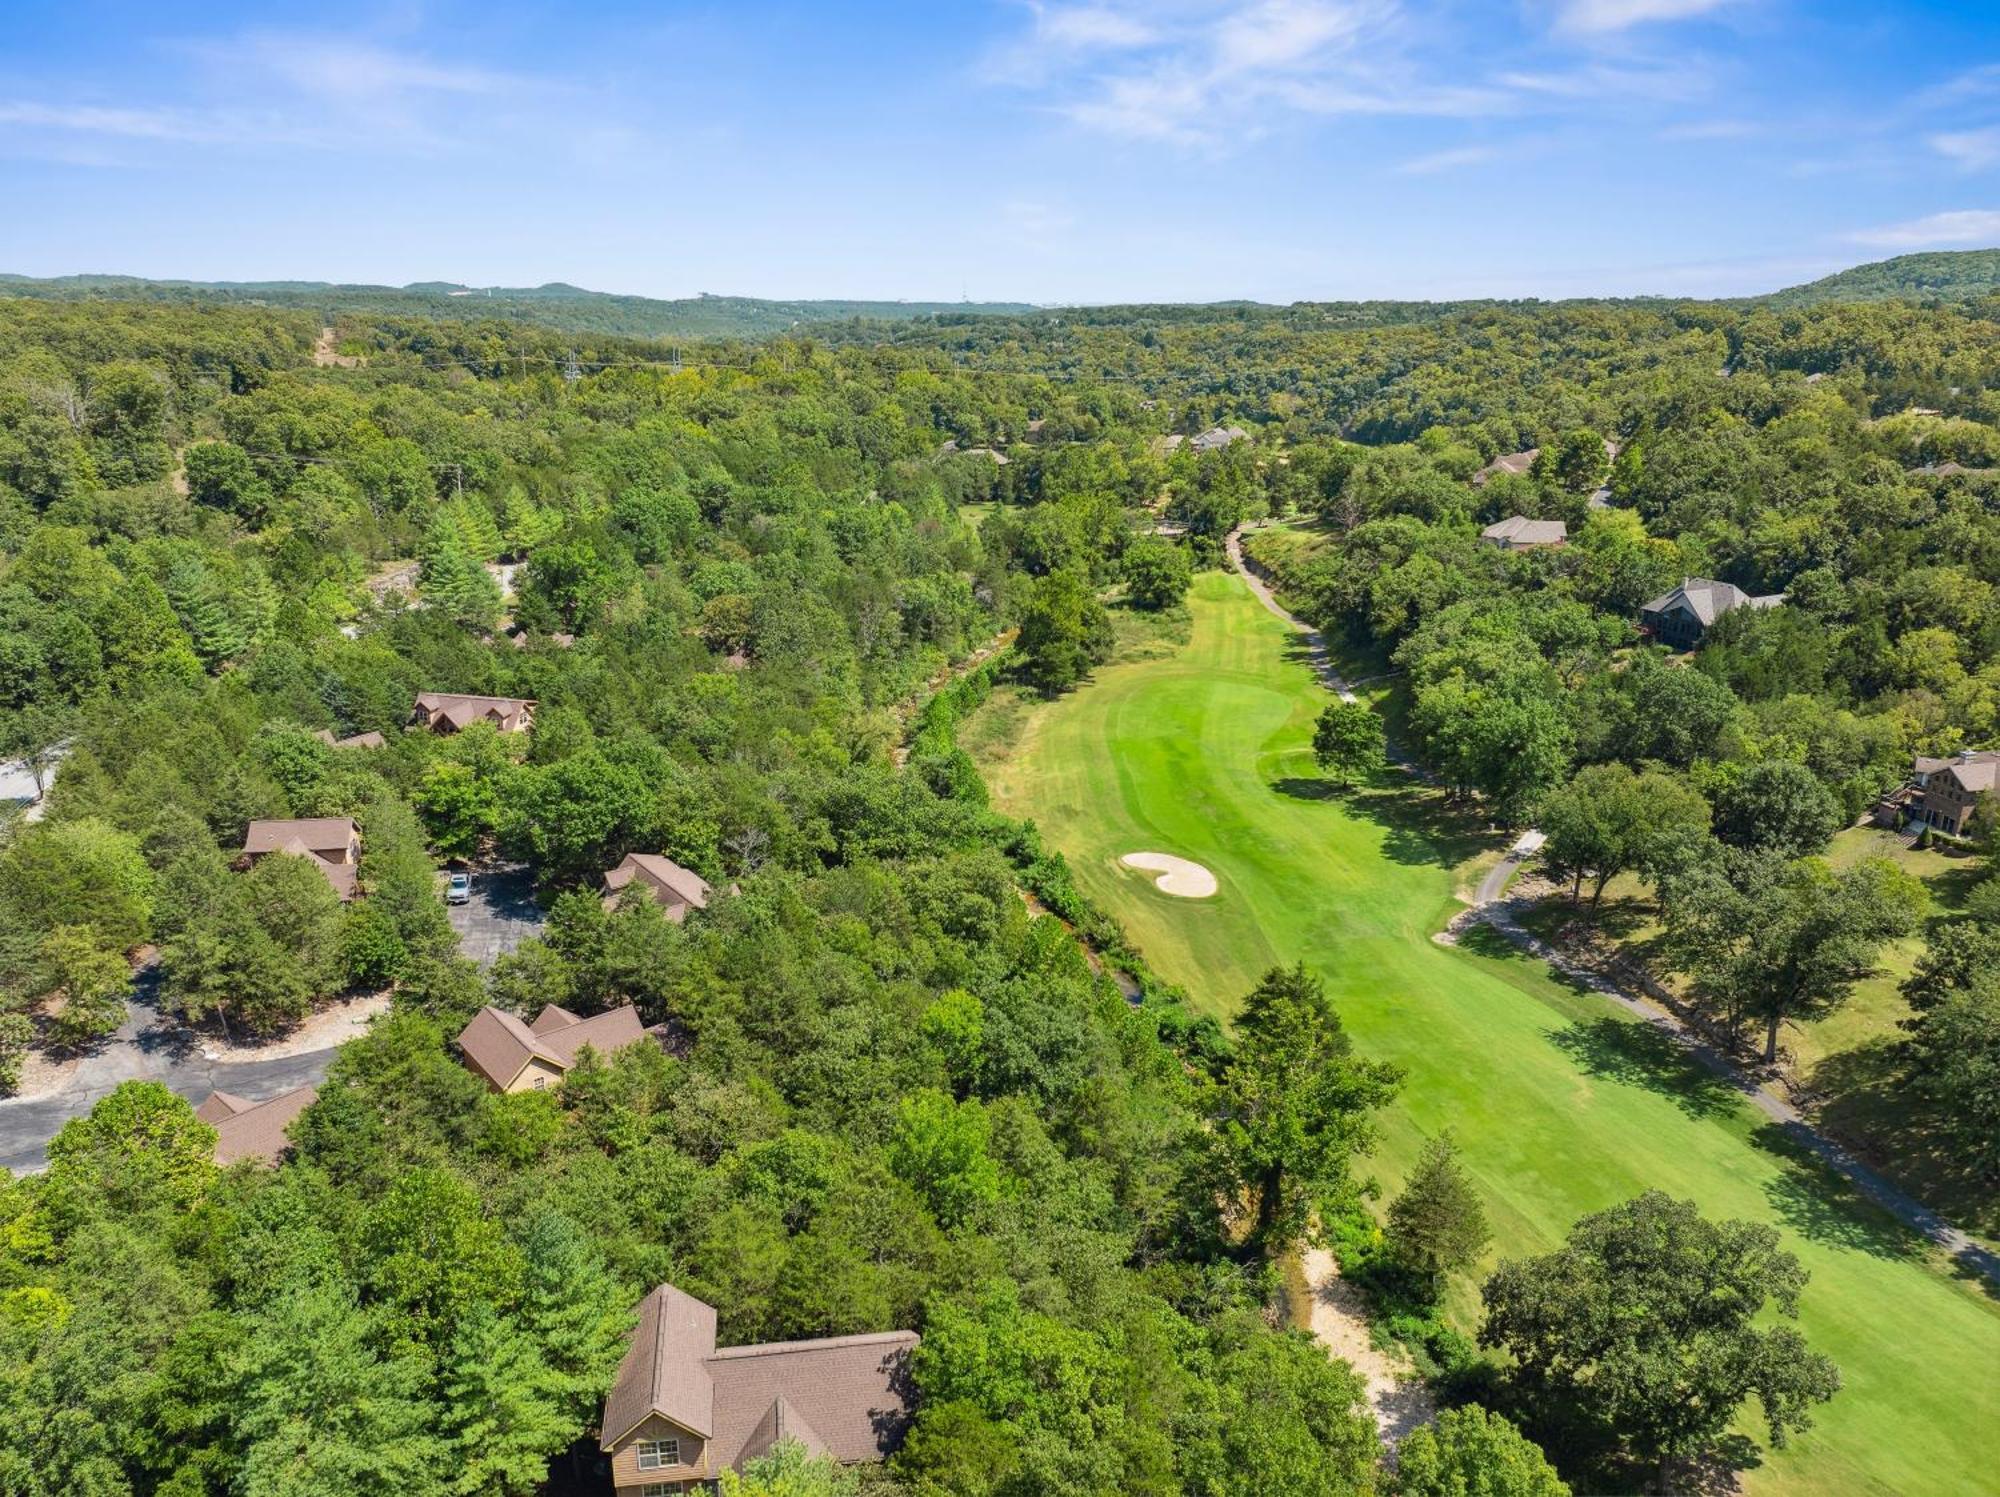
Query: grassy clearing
977 569 2000 1497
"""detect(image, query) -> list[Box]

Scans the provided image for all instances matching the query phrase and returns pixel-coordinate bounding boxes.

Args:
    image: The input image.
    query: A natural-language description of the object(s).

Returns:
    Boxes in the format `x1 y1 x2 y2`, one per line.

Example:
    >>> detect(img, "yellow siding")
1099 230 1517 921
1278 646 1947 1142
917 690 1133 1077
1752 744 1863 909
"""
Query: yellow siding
502 1057 567 1094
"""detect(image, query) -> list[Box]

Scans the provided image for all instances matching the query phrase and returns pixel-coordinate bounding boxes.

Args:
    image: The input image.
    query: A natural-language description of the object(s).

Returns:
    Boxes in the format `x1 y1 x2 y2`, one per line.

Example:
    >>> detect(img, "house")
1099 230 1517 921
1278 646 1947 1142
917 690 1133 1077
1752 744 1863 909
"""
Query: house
1480 515 1568 550
456 1003 648 1092
412 692 536 735
1638 578 1784 650
599 1282 918 1493
1190 425 1248 453
1472 449 1539 487
603 853 715 922
313 728 387 750
1903 750 2000 837
196 1085 318 1165
239 817 361 902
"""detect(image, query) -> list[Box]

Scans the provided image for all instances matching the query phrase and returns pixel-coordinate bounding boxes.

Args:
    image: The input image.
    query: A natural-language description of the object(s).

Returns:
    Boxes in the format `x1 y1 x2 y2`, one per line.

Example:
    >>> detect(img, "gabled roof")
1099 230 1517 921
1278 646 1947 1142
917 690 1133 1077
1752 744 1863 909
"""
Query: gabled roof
414 692 535 729
601 1282 919 1471
312 729 387 749
242 818 356 857
1916 750 2000 794
605 853 714 911
601 1283 718 1447
1481 515 1568 546
1190 425 1249 451
457 1005 562 1088
1640 577 1785 626
1473 448 1539 485
195 1090 254 1124
207 1085 318 1165
530 1003 584 1035
456 1003 647 1088
537 1006 647 1067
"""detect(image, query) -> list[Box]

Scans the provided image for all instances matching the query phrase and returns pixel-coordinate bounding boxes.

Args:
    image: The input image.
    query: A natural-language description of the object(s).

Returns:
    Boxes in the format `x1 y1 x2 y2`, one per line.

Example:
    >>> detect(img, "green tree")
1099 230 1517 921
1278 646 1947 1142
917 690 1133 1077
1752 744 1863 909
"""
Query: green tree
184 441 272 523
1712 760 1843 858
1121 535 1193 611
360 1168 523 1350
1536 763 1710 905
1221 964 1402 1251
1311 698 1386 790
0 816 153 950
1385 1133 1490 1293
1016 568 1113 697
1535 429 1608 497
886 1089 1003 1230
720 1438 860 1497
513 1209 632 1423
231 1283 444 1497
35 923 131 1045
1482 1191 1839 1486
1663 853 1925 1061
43 1080 217 1219
438 1302 572 1496
1903 981 2000 1180
1394 1406 1569 1497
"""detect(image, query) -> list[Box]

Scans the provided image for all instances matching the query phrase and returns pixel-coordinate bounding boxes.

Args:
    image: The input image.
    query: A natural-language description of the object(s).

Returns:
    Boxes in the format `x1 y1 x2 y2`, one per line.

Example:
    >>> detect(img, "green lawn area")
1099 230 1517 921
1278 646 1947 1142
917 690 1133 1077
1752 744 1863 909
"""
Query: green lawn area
1510 826 2000 1243
972 568 2000 1497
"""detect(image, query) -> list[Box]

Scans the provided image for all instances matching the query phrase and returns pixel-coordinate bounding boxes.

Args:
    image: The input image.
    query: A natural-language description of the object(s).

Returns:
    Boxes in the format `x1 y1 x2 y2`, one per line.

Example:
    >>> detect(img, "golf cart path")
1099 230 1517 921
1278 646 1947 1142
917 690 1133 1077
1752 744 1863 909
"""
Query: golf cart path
1225 525 2000 1291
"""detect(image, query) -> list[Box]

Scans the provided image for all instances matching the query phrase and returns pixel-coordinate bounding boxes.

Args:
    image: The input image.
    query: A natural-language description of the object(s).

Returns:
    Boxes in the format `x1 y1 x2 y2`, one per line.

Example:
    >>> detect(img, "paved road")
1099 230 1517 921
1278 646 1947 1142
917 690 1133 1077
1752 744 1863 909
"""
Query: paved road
1230 523 2000 1290
0 967 341 1176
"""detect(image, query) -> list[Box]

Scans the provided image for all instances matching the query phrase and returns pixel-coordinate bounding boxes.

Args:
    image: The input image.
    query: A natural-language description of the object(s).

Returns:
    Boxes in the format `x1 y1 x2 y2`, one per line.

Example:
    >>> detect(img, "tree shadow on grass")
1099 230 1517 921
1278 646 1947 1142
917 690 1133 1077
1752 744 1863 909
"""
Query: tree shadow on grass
1329 781 1499 869
1748 1120 1930 1267
1547 1014 1743 1122
1808 1038 2000 1247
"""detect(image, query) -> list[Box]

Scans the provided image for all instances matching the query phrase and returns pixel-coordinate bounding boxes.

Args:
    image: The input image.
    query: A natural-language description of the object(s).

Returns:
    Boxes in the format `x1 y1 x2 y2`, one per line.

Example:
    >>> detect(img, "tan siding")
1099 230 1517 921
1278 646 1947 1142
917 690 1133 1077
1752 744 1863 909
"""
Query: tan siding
609 1414 711 1489
501 1057 568 1095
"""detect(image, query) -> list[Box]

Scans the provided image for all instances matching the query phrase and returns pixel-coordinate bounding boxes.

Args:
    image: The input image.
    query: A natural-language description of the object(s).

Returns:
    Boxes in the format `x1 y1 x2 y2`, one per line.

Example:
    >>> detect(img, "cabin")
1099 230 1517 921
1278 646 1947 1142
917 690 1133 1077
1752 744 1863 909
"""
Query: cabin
1480 516 1568 551
195 1086 318 1166
411 692 536 735
456 1003 647 1092
312 728 387 749
1638 578 1784 650
599 1282 918 1493
1897 750 2000 838
602 853 716 922
239 817 361 902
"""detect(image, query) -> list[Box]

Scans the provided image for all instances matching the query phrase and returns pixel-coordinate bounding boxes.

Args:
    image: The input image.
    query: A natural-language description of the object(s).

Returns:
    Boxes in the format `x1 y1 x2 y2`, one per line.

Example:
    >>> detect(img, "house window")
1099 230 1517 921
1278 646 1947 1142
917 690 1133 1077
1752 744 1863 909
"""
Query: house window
636 1438 681 1470
640 1485 685 1497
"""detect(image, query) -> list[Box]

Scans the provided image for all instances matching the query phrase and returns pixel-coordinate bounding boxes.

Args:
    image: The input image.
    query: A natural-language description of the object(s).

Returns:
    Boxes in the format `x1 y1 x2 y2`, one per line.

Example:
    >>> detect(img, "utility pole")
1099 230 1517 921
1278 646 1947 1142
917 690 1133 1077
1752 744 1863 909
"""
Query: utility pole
563 349 582 386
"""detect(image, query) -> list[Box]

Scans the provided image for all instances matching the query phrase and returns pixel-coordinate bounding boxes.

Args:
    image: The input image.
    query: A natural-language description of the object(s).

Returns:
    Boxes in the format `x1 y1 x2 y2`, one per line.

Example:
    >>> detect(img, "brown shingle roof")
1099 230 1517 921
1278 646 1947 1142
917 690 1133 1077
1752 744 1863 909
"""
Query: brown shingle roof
538 1005 646 1066
602 1283 718 1446
208 1085 318 1165
601 1283 918 1471
456 1003 647 1089
530 1003 584 1035
195 1090 254 1124
604 853 714 914
242 818 356 858
1473 448 1539 486
1917 750 2000 794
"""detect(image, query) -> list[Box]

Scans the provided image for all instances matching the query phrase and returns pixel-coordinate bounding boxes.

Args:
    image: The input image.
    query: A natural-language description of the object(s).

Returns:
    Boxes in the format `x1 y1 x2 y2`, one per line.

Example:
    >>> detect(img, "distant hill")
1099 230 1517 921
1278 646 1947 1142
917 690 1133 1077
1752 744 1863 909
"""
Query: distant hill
1761 249 2000 308
0 273 1039 340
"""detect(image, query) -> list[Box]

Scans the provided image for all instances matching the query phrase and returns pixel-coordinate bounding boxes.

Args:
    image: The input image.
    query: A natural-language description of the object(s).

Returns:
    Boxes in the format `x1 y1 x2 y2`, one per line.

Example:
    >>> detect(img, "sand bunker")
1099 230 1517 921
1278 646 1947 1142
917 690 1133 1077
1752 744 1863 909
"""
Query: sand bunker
1120 852 1219 898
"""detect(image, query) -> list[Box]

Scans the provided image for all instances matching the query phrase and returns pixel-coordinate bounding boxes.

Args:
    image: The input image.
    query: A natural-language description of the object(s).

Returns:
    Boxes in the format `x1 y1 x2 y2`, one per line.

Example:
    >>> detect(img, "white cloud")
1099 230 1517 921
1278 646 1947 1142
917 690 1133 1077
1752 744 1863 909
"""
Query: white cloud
1847 209 2000 249
1554 0 1738 35
1657 117 1759 140
1395 144 1497 174
1932 127 2000 172
1038 5 1158 51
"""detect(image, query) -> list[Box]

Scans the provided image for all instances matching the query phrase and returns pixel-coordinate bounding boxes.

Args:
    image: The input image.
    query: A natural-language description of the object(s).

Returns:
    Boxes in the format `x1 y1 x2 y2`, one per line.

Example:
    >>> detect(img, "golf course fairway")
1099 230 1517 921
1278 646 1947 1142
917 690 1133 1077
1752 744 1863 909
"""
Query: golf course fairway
979 570 2000 1496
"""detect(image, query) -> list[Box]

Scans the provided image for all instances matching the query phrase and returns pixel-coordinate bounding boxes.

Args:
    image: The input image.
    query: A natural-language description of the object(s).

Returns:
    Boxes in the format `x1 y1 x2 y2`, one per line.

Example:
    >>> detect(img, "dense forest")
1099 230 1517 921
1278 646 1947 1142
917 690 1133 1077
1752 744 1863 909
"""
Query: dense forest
1 269 1997 1496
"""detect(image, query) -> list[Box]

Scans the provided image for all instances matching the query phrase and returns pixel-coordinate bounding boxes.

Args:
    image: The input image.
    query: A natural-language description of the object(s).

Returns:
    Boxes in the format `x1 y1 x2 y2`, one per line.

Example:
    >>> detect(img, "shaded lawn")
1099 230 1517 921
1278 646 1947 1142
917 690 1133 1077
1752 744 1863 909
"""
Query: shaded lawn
980 569 2000 1497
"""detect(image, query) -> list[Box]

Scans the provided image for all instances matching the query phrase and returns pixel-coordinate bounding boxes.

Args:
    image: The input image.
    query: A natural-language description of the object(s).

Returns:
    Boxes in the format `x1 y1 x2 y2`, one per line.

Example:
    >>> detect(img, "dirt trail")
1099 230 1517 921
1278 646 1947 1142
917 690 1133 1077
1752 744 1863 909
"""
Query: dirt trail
312 326 360 369
1301 1247 1434 1450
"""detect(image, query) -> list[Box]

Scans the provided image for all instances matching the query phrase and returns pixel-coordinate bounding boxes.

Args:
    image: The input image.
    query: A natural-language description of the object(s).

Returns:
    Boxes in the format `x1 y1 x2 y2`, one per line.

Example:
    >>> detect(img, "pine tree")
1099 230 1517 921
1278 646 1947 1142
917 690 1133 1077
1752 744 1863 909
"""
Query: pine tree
165 559 249 668
1386 1132 1491 1292
438 1302 574 1496
230 1283 443 1497
515 1209 632 1421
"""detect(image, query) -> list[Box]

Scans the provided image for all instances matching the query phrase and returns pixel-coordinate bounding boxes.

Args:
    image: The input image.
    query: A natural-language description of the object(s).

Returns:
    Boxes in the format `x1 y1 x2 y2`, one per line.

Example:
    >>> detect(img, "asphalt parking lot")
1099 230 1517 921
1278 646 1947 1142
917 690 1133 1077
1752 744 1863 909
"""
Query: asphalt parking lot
448 863 548 966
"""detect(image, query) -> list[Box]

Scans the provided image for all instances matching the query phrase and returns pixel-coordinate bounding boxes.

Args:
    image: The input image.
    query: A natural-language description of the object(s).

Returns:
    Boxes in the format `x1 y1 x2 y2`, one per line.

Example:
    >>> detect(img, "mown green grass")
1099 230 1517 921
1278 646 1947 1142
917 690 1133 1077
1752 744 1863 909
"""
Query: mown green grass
977 569 2000 1497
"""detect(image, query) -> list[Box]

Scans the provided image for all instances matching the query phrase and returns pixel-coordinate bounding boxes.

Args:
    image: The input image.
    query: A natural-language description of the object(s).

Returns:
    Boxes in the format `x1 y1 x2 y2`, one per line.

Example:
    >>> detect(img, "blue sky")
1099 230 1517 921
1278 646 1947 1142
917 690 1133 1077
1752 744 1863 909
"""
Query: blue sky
2 1 1998 303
